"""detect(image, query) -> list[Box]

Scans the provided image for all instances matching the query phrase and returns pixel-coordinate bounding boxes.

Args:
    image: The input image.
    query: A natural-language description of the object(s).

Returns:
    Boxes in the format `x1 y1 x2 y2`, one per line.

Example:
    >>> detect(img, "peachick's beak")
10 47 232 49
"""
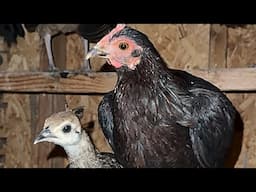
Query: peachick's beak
86 46 108 60
34 129 54 144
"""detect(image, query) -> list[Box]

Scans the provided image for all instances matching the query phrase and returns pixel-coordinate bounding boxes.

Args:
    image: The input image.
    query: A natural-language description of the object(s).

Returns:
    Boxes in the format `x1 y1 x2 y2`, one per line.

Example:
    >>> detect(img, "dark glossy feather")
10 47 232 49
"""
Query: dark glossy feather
78 24 116 43
0 24 25 46
98 91 115 151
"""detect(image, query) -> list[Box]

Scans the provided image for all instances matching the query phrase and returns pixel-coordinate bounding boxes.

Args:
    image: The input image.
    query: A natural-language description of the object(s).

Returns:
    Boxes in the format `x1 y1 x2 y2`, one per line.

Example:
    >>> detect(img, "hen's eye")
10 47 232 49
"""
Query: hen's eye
62 125 71 133
119 42 129 50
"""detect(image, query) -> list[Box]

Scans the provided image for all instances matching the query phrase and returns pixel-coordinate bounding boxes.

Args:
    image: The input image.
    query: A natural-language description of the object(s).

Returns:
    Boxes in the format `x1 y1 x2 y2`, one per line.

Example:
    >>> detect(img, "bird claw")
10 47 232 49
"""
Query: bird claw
248 63 256 68
48 64 59 72
82 60 92 72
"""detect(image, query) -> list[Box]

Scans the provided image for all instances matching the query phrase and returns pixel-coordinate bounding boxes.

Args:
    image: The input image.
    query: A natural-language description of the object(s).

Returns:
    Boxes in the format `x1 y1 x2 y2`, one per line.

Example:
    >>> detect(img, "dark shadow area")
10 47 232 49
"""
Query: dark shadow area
0 154 5 168
47 145 67 160
0 137 7 149
224 110 244 168
99 62 116 72
83 121 95 133
0 54 3 65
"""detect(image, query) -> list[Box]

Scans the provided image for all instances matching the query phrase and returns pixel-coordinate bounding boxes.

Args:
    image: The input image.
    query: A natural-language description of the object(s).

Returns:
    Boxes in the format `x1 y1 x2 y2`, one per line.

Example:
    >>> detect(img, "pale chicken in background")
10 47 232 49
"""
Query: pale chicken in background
23 24 116 72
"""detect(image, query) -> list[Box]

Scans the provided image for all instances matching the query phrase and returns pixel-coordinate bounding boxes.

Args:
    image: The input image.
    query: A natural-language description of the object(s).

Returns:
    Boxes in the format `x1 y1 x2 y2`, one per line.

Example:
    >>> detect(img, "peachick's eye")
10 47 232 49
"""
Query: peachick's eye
62 125 71 133
119 42 129 50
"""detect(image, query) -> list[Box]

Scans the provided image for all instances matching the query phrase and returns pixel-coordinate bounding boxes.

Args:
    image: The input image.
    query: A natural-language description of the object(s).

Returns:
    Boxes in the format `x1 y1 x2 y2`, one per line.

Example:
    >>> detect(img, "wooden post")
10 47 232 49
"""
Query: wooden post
32 35 67 168
209 24 228 69
209 24 244 168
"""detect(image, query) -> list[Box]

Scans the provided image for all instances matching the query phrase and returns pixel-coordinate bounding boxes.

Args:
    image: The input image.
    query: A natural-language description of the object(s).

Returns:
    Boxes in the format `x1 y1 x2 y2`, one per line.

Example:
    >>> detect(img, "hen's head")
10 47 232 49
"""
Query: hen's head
86 24 157 70
34 107 84 147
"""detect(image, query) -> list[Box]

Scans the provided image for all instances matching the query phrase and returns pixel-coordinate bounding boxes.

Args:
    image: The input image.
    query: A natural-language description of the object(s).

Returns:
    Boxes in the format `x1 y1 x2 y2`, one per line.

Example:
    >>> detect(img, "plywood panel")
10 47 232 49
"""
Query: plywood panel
0 31 40 168
209 24 227 68
226 25 256 167
129 24 210 70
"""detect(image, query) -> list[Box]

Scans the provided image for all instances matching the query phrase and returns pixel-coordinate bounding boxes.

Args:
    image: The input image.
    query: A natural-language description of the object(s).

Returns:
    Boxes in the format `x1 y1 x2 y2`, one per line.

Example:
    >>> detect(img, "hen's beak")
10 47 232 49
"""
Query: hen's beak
86 46 108 60
34 128 55 144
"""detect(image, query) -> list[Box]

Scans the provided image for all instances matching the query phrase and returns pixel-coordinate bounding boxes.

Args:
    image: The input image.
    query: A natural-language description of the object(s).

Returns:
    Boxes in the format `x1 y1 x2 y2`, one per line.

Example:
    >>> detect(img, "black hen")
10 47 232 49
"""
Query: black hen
0 24 25 47
89 24 236 168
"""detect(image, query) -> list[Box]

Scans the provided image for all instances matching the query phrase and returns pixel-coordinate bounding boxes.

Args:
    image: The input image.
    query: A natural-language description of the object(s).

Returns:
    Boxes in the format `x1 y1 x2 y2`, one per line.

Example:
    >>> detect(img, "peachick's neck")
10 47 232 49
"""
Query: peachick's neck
63 131 102 168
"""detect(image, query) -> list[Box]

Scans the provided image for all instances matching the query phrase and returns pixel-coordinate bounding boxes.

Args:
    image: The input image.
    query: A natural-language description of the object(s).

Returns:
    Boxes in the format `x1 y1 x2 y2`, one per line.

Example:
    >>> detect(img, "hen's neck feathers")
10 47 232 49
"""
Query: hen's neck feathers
116 46 170 86
114 44 192 123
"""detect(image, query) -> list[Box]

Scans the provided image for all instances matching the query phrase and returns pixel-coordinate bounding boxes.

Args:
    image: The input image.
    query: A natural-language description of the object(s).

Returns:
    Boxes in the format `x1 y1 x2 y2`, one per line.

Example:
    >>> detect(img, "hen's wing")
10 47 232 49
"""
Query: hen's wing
188 89 235 167
98 91 115 151
170 70 236 167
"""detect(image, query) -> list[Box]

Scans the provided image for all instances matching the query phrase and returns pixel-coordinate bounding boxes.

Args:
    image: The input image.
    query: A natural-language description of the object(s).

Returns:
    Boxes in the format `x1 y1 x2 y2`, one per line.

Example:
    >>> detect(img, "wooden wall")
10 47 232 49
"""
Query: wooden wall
0 24 255 167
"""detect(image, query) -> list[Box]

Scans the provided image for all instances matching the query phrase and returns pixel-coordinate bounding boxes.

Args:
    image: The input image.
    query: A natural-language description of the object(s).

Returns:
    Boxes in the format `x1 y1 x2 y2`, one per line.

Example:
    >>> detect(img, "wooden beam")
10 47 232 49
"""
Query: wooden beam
191 68 256 91
0 68 255 93
0 72 117 94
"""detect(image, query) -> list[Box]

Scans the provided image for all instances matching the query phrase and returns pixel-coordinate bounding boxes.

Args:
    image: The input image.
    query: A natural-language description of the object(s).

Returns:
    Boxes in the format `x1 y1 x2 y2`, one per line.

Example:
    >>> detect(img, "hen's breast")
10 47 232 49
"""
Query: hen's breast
112 81 199 168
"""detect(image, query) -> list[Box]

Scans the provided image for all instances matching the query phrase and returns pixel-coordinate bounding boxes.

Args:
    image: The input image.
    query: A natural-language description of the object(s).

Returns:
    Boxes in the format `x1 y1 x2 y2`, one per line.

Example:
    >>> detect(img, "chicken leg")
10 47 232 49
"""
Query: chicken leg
44 33 57 71
45 33 91 73
83 38 91 73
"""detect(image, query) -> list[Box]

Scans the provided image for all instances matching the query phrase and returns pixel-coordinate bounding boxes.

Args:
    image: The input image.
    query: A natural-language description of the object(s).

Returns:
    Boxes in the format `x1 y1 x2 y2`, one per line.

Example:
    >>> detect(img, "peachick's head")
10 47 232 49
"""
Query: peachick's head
34 106 84 147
